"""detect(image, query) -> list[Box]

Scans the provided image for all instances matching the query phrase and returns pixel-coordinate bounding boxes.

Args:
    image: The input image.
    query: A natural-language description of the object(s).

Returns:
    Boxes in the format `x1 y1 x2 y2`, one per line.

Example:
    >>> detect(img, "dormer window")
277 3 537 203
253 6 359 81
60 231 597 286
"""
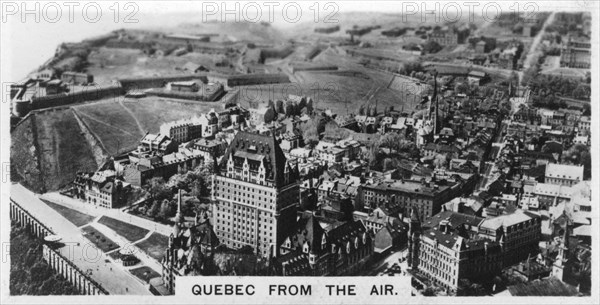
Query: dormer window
321 234 327 250
303 243 309 253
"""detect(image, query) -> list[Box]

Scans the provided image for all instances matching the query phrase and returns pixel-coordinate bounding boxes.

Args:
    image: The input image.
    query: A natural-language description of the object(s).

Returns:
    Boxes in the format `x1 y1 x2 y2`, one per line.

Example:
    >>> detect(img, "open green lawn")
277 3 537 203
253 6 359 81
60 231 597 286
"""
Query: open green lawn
72 97 219 155
74 101 145 155
136 232 169 261
41 199 96 227
122 98 218 133
129 266 161 284
81 226 119 253
98 216 149 242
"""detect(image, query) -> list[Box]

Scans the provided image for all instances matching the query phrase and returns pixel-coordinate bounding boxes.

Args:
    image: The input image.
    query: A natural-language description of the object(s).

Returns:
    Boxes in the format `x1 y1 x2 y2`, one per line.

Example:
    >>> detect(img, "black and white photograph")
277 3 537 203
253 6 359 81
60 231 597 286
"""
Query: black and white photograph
1 0 598 303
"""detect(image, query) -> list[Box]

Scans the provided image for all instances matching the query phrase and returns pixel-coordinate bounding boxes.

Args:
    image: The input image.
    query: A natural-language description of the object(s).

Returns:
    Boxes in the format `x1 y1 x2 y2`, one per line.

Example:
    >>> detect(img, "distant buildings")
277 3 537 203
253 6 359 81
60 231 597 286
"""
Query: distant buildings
207 73 290 88
428 29 458 46
314 25 340 34
61 71 94 85
560 35 591 68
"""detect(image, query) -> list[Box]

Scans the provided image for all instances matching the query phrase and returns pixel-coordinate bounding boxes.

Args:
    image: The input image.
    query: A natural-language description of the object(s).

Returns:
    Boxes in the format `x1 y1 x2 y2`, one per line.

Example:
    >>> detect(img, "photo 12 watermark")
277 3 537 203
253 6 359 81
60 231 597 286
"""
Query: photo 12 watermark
201 1 339 23
1 1 139 23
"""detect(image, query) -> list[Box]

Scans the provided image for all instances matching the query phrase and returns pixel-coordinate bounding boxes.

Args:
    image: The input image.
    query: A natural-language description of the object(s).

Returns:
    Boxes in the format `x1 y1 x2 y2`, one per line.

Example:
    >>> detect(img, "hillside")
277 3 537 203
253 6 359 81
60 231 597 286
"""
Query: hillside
11 108 99 193
11 98 224 192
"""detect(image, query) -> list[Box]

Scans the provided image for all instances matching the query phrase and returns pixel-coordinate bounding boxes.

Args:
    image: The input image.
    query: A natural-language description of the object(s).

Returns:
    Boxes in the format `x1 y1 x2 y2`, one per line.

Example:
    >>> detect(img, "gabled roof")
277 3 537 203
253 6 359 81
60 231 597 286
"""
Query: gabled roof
219 131 290 187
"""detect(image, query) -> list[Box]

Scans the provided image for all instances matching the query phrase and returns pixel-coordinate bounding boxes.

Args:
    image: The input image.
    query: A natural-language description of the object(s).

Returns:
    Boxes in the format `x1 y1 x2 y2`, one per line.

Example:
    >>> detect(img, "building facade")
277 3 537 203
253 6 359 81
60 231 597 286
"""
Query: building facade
212 131 300 258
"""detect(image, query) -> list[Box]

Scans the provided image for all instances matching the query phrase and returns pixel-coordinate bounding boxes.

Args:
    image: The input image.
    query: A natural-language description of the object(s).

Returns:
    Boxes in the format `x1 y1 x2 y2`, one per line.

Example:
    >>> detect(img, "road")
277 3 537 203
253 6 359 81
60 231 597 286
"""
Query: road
363 248 408 276
11 183 152 295
519 11 556 85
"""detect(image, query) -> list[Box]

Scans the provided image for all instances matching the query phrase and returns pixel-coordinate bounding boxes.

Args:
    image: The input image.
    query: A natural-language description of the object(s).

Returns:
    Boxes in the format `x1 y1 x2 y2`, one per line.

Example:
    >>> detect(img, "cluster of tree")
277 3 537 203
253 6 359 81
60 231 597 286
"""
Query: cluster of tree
299 114 330 147
10 224 81 295
323 120 354 140
546 12 584 35
271 97 313 117
143 163 215 221
529 73 590 100
398 61 423 76
362 133 420 171
562 144 592 180
378 133 419 157
422 40 442 54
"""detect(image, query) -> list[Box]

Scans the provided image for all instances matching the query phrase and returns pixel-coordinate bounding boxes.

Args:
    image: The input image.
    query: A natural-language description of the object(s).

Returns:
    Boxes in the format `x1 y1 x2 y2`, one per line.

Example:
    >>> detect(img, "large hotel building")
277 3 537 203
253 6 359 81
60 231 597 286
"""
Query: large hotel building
212 131 300 258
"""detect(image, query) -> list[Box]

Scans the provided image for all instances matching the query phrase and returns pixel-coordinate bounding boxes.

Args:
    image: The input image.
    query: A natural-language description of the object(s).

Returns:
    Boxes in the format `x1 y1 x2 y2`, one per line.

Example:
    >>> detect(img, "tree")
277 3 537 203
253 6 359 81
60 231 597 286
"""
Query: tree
300 115 329 148
159 199 174 220
147 200 161 218
433 154 448 169
573 84 590 100
422 40 442 54
144 177 170 201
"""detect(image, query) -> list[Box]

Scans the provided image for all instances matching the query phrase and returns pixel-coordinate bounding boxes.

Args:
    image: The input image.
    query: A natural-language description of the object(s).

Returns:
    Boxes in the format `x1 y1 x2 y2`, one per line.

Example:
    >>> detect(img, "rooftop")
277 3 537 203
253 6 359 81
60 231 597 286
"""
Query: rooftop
545 163 584 181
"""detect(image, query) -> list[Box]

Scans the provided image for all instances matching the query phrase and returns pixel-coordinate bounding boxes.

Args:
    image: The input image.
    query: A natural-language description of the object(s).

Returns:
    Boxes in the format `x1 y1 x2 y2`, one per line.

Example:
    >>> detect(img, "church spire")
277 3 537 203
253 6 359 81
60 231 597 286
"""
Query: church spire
175 189 183 225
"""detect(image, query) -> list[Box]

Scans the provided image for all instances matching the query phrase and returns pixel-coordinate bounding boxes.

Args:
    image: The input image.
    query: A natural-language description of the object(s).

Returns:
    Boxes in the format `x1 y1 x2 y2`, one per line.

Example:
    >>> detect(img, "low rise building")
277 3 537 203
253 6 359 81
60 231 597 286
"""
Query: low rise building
545 163 584 187
360 178 459 221
478 209 542 265
73 170 130 208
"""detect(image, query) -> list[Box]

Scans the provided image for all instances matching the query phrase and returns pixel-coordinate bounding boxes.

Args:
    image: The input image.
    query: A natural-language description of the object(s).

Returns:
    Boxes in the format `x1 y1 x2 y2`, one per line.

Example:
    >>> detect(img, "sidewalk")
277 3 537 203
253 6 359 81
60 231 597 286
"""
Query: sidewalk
40 192 174 236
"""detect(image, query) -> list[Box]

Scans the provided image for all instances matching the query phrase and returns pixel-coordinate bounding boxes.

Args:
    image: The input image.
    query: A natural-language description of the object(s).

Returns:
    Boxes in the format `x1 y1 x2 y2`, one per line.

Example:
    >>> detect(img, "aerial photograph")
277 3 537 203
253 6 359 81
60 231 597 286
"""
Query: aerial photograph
4 0 595 300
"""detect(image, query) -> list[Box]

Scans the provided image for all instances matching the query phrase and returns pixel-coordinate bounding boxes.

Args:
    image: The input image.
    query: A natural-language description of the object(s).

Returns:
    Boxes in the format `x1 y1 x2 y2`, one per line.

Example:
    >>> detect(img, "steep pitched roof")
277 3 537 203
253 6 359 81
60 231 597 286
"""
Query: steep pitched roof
219 131 290 187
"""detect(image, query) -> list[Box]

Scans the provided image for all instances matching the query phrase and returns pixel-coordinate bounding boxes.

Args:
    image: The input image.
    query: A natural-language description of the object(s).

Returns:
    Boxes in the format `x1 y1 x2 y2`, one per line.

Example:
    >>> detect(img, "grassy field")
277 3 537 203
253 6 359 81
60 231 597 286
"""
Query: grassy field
98 216 149 242
74 101 145 155
129 266 161 283
81 226 120 253
73 97 220 155
121 97 219 133
136 233 169 261
41 199 96 227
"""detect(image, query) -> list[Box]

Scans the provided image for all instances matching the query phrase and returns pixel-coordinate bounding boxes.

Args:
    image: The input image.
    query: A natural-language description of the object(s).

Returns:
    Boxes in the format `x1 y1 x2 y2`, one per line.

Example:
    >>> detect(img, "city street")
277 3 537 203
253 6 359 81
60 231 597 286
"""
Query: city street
363 248 408 276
